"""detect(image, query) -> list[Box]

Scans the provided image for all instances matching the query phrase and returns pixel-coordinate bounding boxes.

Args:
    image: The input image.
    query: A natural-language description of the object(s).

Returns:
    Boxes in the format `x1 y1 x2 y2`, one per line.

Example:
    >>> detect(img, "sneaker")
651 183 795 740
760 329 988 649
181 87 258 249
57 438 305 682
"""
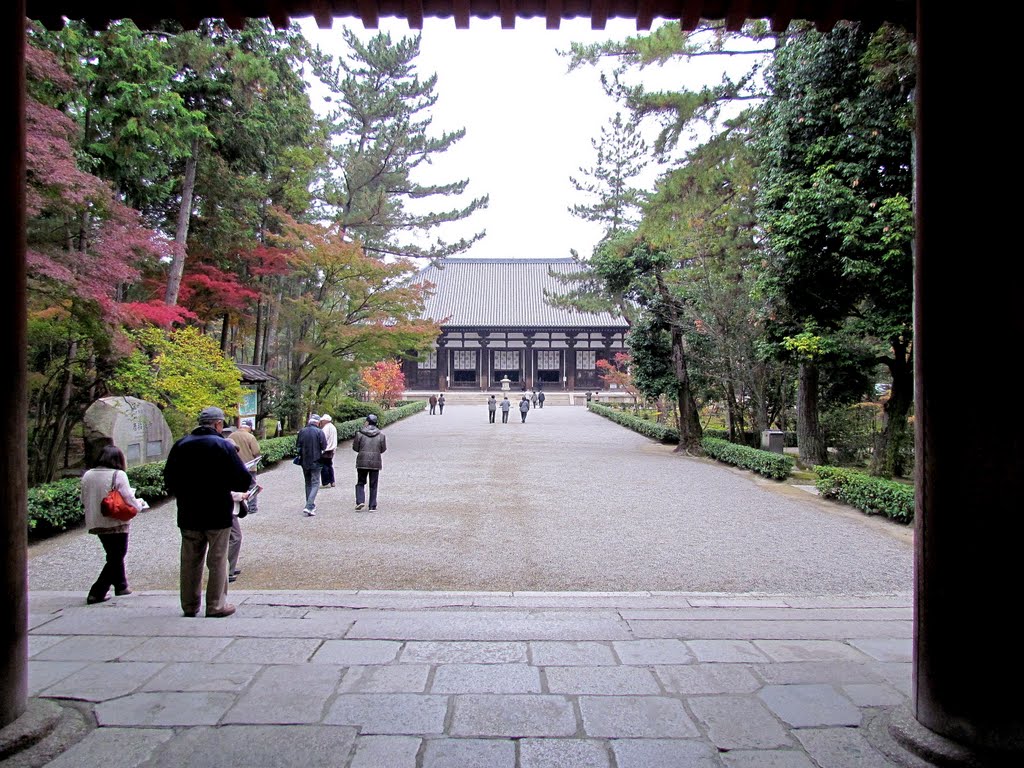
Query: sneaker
367 508 376 513
303 508 316 517
114 587 132 596
228 575 237 583
206 604 236 618
355 502 365 511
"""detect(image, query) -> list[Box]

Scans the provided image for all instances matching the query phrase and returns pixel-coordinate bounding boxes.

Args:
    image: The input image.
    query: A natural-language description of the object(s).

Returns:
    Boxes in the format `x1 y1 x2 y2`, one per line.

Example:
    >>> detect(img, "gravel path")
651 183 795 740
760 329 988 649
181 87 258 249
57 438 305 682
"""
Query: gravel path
29 405 913 593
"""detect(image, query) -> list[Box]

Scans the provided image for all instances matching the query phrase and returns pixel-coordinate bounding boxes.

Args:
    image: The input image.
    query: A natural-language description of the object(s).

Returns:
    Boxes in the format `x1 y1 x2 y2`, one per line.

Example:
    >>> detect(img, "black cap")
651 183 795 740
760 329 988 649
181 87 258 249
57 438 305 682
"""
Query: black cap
366 414 379 424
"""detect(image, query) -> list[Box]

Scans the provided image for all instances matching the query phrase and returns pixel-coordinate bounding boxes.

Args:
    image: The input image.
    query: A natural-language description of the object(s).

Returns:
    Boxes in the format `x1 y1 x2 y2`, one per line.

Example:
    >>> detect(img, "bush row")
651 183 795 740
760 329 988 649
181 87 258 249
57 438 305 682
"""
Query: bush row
701 437 795 481
27 400 427 538
587 402 680 443
813 466 915 524
703 428 798 448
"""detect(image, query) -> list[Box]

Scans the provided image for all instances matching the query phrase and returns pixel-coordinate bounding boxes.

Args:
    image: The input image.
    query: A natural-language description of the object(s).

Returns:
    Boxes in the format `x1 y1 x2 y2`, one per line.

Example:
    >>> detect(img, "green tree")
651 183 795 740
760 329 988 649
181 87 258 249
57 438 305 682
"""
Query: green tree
756 22 915 476
312 29 488 260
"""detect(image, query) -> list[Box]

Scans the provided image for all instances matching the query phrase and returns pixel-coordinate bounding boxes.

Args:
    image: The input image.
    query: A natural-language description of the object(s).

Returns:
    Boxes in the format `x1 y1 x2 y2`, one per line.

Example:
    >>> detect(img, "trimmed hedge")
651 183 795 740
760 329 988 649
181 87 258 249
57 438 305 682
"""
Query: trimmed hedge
814 466 914 524
26 401 428 539
588 402 679 443
704 428 798 449
701 437 794 481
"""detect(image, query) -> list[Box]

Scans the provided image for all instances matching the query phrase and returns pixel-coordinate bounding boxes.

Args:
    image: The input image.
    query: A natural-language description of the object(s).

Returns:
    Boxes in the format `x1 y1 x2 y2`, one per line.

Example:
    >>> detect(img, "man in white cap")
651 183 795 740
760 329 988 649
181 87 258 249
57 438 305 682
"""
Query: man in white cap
163 406 252 618
295 414 326 516
319 414 338 488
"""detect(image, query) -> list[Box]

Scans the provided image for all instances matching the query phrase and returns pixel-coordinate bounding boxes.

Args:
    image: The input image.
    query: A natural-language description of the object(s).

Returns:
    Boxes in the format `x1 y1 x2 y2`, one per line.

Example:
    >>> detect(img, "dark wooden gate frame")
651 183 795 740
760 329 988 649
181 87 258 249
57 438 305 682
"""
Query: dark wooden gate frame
4 0 1021 757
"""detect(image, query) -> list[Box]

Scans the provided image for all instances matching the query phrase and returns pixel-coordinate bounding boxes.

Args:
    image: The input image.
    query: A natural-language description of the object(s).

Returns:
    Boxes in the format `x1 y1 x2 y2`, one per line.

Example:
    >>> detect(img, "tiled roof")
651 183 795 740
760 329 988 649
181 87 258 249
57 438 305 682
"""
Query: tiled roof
414 258 628 329
236 364 277 382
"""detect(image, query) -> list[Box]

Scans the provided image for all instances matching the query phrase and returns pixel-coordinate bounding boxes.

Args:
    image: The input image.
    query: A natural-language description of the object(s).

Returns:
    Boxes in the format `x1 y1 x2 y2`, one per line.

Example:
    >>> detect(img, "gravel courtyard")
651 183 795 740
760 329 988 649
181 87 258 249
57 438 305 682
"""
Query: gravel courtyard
29 404 913 594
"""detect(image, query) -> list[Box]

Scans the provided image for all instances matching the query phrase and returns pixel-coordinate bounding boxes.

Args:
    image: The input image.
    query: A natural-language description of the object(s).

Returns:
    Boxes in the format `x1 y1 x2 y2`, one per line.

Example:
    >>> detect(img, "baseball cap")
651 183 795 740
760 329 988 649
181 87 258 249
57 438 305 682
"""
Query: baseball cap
198 406 225 423
321 414 332 422
366 414 379 424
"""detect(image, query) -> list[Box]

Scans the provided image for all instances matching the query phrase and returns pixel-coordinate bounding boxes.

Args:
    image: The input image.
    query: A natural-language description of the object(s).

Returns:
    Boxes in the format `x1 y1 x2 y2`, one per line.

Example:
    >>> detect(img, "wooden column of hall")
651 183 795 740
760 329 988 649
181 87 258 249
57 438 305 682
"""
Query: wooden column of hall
912 0 1023 753
1 0 28 728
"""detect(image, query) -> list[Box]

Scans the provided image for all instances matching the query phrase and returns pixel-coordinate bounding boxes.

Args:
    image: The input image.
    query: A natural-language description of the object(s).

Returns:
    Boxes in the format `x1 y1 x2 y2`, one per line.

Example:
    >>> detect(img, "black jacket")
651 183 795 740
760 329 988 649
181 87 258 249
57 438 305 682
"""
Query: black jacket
164 426 253 531
352 424 387 470
295 424 326 470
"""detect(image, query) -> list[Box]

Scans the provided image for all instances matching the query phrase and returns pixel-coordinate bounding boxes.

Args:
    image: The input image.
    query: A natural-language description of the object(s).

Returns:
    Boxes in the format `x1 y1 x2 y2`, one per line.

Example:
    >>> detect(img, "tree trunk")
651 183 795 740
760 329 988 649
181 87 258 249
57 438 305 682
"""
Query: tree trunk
164 137 200 306
252 295 264 367
871 339 913 478
797 360 828 466
671 323 703 452
220 313 230 353
725 379 738 442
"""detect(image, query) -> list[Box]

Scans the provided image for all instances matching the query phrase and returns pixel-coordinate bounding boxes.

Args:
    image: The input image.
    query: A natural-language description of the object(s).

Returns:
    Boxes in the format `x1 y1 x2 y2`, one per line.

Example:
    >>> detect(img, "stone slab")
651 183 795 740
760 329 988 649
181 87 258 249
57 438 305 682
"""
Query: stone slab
39 661 165 701
579 696 699 738
849 637 913 662
324 694 449 735
140 662 263 692
450 694 577 737
842 682 906 707
32 635 147 661
544 666 661 695
687 696 793 749
148 724 359 768
759 684 862 727
612 639 694 665
795 726 895 768
519 738 612 768
421 738 516 767
43 727 174 768
431 664 542 694
687 639 771 663
401 641 528 664
214 637 322 664
95 691 236 726
348 735 421 768
656 663 761 694
630 620 912 640
27 661 90 696
121 636 234 662
310 640 402 665
529 642 616 666
753 660 882 685
223 664 344 724
721 749 818 768
753 639 869 662
339 665 431 694
348 615 630 641
610 738 722 768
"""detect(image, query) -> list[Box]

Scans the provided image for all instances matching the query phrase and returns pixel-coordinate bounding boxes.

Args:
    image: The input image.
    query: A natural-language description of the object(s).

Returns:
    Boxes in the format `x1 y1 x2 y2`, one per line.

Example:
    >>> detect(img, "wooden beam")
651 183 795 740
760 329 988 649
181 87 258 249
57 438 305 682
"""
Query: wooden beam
454 0 470 29
311 0 333 29
725 0 750 31
405 0 425 29
814 0 844 31
590 0 608 30
769 0 796 33
680 0 704 31
359 0 380 28
266 0 290 29
546 0 562 30
636 0 654 30
500 0 516 29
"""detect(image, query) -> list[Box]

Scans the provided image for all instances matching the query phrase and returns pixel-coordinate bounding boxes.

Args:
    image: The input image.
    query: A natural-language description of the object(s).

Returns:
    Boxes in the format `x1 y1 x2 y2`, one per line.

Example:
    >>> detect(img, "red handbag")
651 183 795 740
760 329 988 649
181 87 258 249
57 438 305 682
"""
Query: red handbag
101 472 138 521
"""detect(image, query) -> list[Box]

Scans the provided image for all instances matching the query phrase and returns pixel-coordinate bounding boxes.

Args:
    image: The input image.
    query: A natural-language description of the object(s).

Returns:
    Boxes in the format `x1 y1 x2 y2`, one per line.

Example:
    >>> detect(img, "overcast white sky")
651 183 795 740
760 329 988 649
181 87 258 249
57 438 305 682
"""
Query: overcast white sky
297 16 751 262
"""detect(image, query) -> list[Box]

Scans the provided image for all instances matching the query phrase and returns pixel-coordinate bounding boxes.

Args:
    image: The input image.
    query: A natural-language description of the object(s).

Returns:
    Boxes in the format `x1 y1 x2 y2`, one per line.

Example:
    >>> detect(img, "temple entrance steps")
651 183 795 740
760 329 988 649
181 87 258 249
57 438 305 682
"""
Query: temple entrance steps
403 390 635 407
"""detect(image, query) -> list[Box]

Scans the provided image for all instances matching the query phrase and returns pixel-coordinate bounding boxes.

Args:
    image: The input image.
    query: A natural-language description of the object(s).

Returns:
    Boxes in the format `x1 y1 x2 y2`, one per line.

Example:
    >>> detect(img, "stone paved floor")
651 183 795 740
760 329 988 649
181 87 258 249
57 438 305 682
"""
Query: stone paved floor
25 589 920 767
22 404 923 765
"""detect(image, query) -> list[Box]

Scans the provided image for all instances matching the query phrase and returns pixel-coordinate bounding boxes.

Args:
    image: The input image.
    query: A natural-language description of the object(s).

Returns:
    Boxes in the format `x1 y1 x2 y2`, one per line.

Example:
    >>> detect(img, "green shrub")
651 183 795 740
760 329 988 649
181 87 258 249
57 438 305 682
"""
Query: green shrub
701 437 794 481
126 461 168 500
703 428 798 449
588 402 679 443
27 479 83 536
814 466 914 523
321 396 386 423
260 435 298 464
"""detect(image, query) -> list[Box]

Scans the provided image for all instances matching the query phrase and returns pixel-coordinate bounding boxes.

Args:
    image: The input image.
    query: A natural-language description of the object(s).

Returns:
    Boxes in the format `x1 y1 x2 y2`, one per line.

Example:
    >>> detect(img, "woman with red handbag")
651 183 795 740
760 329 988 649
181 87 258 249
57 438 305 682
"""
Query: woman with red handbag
80 445 147 605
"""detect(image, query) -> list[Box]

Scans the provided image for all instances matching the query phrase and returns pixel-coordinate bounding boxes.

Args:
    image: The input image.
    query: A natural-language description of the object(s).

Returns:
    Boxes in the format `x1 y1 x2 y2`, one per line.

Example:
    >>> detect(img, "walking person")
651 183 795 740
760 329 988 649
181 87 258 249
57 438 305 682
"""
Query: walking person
519 395 531 423
487 394 497 423
353 413 387 512
531 389 538 409
438 394 445 414
428 394 437 414
500 394 511 423
81 446 147 605
296 414 326 516
319 414 338 488
538 390 546 408
163 406 253 618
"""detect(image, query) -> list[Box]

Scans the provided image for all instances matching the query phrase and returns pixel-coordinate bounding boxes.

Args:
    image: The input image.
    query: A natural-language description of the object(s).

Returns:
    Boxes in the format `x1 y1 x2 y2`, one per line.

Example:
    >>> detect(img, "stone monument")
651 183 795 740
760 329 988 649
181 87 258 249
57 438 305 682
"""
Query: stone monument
500 375 511 391
83 396 173 468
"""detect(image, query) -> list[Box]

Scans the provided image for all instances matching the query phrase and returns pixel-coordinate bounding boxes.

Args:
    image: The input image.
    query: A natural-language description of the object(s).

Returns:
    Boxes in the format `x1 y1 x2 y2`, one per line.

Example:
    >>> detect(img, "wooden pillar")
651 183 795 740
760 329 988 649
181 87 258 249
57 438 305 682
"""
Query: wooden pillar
1 0 28 728
912 0 1024 753
567 340 577 390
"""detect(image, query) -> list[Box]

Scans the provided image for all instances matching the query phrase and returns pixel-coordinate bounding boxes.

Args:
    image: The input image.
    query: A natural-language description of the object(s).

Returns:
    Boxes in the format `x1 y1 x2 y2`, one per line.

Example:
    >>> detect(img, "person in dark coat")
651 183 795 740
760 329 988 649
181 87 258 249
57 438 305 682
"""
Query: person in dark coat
428 394 437 414
352 413 387 512
519 395 530 423
163 406 253 618
487 395 497 423
296 414 326 517
500 395 511 423
438 393 445 414
538 390 546 408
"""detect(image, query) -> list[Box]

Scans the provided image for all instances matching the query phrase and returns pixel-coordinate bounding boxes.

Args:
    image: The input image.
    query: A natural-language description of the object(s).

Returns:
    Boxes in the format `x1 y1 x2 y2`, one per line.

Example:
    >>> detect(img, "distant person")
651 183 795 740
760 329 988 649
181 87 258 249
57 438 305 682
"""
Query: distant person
227 423 261 513
428 394 437 415
487 394 497 423
353 413 387 512
519 395 530 423
81 446 146 605
164 406 252 618
500 394 511 423
538 390 546 408
586 390 592 404
531 390 538 408
319 414 338 488
296 414 326 517
438 394 446 414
